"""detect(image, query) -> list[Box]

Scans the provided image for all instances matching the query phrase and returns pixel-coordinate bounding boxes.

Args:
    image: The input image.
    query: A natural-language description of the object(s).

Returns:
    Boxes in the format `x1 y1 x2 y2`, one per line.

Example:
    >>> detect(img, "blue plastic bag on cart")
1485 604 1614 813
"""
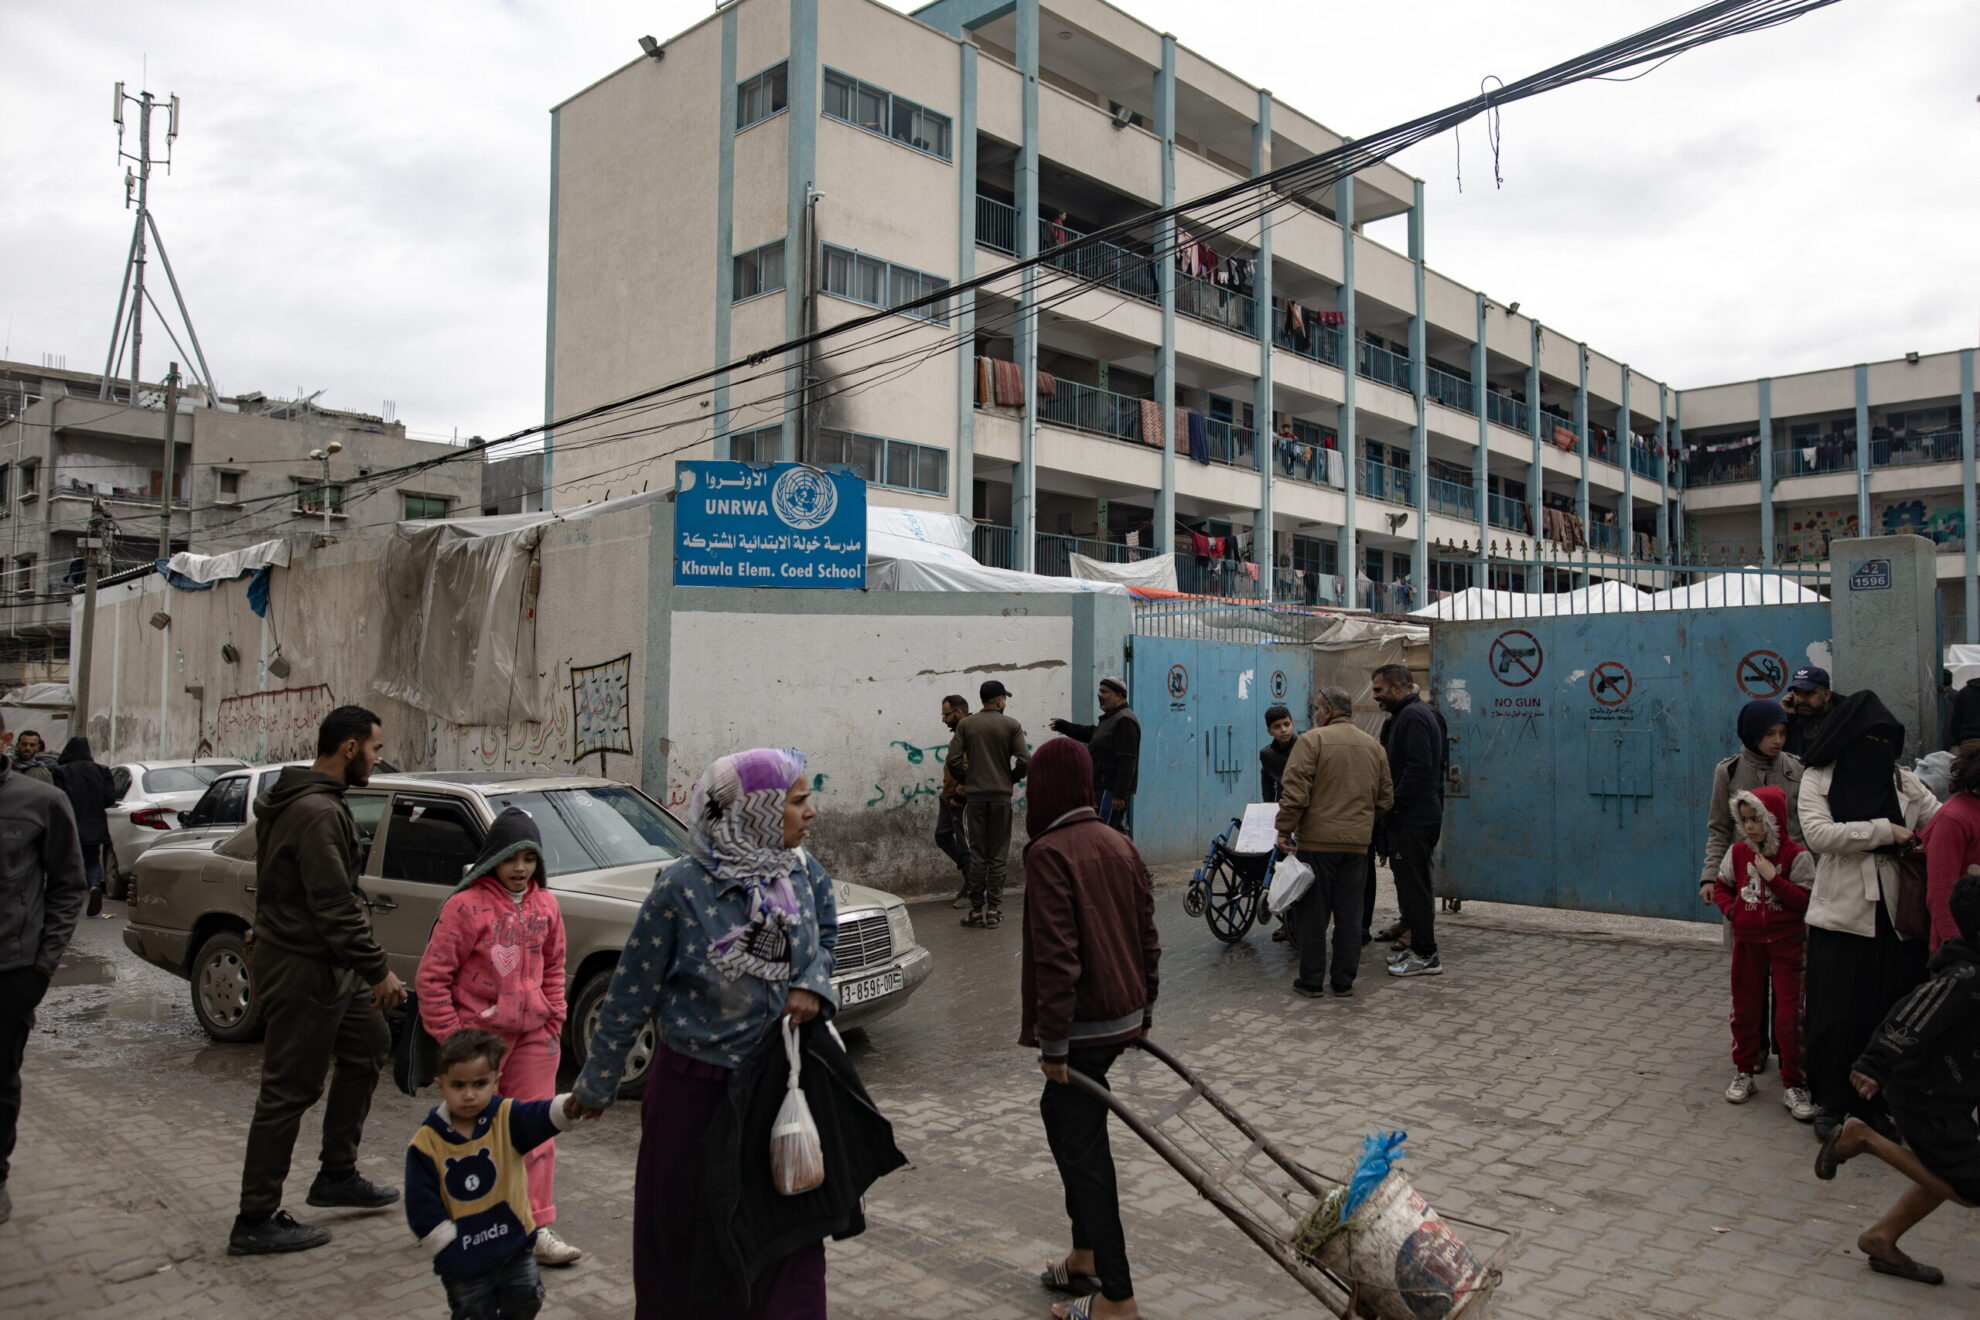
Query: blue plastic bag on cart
1341 1129 1408 1220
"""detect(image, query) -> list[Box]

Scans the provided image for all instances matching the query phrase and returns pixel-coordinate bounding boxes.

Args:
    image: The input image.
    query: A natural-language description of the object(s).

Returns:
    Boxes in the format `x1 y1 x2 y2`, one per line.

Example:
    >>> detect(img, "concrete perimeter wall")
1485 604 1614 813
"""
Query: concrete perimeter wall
78 501 1130 897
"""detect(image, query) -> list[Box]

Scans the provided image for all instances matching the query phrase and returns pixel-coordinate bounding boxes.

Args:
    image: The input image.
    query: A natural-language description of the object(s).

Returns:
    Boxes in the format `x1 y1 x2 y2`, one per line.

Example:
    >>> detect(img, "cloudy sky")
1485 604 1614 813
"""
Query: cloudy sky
5 0 1974 452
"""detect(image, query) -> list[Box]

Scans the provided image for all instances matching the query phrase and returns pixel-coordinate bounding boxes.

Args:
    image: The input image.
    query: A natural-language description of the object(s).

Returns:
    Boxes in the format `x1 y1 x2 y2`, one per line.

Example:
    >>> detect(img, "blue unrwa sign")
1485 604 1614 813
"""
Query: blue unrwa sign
674 461 866 588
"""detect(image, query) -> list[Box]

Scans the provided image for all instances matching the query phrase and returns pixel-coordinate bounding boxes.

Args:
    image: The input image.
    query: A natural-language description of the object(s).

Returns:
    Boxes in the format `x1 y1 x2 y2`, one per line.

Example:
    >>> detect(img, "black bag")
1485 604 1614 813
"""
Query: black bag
392 991 445 1097
1893 846 1931 943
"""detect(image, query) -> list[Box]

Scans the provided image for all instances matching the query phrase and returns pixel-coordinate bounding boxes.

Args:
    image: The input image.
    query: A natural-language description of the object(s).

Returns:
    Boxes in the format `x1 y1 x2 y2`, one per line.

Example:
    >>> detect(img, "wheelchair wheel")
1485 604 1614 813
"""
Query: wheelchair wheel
1183 880 1207 917
1202 854 1260 944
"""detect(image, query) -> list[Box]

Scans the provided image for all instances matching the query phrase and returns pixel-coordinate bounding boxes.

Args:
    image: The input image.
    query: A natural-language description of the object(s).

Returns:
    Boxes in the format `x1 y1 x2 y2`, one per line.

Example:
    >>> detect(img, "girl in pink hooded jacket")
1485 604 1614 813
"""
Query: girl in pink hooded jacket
416 807 581 1266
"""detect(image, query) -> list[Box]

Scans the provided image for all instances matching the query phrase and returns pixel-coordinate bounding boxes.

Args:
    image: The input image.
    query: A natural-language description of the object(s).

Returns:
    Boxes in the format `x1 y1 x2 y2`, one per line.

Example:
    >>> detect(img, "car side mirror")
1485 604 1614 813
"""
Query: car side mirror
177 810 192 827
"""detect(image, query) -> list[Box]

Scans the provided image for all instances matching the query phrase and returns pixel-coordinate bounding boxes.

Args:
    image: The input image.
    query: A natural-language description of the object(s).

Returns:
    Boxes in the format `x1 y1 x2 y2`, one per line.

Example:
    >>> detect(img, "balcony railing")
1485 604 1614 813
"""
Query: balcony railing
1270 438 1348 490
1425 475 1476 520
1034 532 1161 579
1629 445 1661 480
1175 275 1255 338
1487 493 1529 533
1685 458 1760 488
1202 419 1257 468
1041 219 1160 302
1358 458 1416 507
1587 522 1622 554
1772 443 1858 478
1486 392 1529 433
1357 341 1412 391
1271 321 1343 368
1424 365 1474 414
973 523 1017 569
976 195 1018 256
1032 378 1150 446
1588 430 1619 466
1871 429 1961 469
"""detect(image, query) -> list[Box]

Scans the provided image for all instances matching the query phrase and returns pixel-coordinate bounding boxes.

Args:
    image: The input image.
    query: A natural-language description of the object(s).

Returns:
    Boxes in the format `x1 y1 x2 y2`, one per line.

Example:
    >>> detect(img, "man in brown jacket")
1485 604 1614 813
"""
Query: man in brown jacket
948 679 1031 928
1020 736 1158 1320
230 705 407 1256
1276 686 1394 998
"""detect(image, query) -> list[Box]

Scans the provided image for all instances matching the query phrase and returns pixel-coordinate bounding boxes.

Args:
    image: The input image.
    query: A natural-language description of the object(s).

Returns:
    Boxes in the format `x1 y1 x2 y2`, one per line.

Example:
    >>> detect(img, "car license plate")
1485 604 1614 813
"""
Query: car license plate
841 969 904 1006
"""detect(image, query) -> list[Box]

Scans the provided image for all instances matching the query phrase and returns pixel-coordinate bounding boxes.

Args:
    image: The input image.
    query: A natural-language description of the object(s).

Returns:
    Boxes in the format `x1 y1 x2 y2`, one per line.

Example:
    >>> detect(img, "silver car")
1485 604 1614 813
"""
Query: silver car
123 771 933 1095
105 759 247 887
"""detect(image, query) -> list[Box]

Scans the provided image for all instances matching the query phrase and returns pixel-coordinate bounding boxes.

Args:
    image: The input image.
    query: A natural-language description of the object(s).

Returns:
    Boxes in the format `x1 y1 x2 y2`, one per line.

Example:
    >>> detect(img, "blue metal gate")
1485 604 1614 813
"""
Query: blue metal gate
1436 604 1832 921
1131 635 1312 863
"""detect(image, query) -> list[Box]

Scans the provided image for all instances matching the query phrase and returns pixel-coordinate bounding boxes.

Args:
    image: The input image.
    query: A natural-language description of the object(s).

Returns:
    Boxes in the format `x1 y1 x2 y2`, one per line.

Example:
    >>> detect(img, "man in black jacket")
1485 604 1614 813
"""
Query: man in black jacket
230 705 407 1257
0 714 86 1227
1050 676 1140 832
54 738 116 917
1373 665 1448 979
1782 666 1839 760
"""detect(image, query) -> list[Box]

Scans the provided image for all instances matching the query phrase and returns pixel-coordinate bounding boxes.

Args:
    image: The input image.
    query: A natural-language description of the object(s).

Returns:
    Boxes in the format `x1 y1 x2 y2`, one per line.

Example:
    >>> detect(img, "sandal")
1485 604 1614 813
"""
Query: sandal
961 909 986 928
1052 1298 1096 1320
1814 1122 1855 1181
1867 1252 1944 1285
1039 1258 1101 1297
984 908 1003 929
1376 921 1406 942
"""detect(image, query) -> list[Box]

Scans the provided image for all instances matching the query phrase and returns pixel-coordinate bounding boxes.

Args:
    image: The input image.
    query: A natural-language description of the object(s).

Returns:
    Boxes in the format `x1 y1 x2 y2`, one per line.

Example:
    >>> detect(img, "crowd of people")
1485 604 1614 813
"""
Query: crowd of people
1696 668 1980 1286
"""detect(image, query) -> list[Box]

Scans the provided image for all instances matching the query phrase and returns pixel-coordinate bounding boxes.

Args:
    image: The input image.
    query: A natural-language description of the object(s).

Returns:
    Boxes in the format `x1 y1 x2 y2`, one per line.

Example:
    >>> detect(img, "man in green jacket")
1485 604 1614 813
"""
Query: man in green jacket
949 680 1031 930
230 705 407 1257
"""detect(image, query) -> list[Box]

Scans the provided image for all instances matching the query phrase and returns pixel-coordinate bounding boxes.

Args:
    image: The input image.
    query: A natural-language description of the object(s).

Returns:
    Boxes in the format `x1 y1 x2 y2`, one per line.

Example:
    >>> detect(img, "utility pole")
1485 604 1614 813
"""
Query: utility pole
101 83 217 402
74 503 107 739
158 362 180 561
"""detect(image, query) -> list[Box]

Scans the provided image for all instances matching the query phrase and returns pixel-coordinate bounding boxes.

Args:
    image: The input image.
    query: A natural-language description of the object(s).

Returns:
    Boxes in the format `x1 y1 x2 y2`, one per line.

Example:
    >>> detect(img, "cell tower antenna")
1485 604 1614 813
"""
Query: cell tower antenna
99 82 217 402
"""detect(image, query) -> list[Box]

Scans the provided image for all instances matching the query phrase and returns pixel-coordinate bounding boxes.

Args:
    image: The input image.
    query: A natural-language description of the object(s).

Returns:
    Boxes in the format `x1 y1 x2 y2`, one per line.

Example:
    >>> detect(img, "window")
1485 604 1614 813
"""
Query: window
732 241 786 301
379 796 484 887
185 775 250 829
216 470 242 500
294 478 345 514
823 68 953 161
728 425 781 463
0 464 9 506
402 493 451 520
821 244 949 324
735 62 789 130
487 787 689 877
815 427 947 496
19 460 38 499
143 765 234 795
12 554 35 598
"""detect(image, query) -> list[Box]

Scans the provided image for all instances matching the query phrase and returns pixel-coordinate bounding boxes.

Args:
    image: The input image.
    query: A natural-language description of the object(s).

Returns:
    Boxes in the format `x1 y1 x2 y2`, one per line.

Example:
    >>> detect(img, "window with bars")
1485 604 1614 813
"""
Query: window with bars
402 493 451 520
294 478 345 514
733 241 786 301
728 425 781 463
820 244 949 323
12 554 35 598
823 69 952 161
735 62 789 131
813 428 947 496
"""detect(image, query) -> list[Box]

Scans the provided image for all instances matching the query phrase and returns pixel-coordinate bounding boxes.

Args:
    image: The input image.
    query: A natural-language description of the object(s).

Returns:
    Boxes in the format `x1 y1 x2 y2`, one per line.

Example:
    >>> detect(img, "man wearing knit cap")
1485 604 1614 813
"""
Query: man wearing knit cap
1050 677 1141 832
949 680 1031 929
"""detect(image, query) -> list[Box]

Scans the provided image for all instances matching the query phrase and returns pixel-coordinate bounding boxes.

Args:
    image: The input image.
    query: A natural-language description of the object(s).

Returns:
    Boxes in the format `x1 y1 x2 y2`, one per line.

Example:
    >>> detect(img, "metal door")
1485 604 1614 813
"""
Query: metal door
1436 604 1831 920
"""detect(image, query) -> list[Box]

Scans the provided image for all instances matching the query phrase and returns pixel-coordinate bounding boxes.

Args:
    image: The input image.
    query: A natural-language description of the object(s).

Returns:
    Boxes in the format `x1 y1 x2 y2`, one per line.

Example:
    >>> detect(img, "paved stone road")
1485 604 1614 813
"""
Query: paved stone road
5 874 1973 1318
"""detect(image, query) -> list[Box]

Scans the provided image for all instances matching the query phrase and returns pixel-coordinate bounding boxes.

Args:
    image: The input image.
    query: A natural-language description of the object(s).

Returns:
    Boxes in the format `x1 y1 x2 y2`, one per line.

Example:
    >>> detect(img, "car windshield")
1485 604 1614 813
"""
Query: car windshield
142 764 240 795
485 786 689 877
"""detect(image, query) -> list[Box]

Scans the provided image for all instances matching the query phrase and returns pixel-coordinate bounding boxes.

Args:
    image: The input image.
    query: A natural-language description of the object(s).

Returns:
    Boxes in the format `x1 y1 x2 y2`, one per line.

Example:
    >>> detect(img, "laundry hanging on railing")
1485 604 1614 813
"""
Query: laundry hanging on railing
1138 399 1166 450
1549 423 1578 452
1187 410 1210 465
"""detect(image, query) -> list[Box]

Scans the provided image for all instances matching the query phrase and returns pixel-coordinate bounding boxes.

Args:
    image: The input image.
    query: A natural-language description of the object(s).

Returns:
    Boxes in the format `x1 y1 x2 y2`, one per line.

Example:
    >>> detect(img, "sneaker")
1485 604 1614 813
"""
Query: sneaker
1784 1087 1818 1122
228 1209 331 1255
86 887 104 917
1724 1072 1756 1104
306 1170 400 1209
1331 984 1355 998
1387 952 1443 978
1291 981 1328 999
534 1227 583 1267
1386 947 1410 965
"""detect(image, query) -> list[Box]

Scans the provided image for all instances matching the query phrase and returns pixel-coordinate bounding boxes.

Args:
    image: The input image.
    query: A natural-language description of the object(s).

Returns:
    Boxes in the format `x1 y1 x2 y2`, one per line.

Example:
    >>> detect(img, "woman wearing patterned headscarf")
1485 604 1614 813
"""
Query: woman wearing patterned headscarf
569 748 838 1318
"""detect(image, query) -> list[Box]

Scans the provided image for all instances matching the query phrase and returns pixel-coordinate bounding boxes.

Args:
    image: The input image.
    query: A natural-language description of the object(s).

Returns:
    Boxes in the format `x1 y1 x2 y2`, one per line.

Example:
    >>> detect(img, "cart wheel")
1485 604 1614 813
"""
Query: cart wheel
1202 856 1259 943
1183 882 1207 918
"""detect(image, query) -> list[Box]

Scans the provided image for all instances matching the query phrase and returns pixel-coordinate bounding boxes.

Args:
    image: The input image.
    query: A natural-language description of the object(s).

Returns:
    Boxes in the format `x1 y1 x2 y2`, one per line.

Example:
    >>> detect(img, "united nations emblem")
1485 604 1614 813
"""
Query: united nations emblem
771 467 838 530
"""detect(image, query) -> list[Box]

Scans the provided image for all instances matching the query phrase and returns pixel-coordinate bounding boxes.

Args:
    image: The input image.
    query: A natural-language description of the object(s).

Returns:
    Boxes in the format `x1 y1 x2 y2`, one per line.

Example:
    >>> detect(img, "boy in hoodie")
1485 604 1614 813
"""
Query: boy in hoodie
407 1028 579 1318
54 738 117 917
1815 875 1980 1287
1713 786 1817 1119
416 809 578 1268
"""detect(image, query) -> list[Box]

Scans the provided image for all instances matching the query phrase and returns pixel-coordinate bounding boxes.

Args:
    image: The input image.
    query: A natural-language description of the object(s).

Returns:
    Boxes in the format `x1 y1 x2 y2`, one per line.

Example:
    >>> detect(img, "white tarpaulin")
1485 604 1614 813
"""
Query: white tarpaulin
374 490 667 726
164 538 291 584
1948 643 1980 691
868 554 1130 595
1068 551 1178 591
1412 572 1824 620
0 682 73 709
1645 571 1828 610
868 505 973 553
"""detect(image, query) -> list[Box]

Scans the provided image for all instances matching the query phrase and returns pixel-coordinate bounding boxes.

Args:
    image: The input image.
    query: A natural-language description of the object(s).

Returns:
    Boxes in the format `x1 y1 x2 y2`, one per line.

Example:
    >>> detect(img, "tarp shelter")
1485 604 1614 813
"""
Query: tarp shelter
1644 571 1828 610
0 683 74 749
157 538 293 617
864 506 1130 596
373 490 668 726
1307 616 1431 737
1412 570 1822 621
1945 643 1980 692
1068 551 1179 592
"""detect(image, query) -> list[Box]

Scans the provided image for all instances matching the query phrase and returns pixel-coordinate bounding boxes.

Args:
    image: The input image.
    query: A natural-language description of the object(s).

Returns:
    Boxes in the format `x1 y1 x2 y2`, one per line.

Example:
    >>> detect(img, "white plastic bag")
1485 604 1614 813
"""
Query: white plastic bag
1267 854 1315 915
770 1016 825 1196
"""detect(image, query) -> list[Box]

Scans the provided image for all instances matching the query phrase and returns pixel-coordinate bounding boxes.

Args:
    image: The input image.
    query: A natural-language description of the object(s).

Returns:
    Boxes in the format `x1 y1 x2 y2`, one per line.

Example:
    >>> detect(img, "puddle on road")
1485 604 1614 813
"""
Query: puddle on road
51 952 118 987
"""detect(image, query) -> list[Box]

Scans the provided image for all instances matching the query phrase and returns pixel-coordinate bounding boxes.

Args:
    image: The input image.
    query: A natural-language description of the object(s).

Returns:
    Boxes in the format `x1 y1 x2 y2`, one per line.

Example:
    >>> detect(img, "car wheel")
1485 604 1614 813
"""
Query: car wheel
567 968 654 1100
190 931 265 1043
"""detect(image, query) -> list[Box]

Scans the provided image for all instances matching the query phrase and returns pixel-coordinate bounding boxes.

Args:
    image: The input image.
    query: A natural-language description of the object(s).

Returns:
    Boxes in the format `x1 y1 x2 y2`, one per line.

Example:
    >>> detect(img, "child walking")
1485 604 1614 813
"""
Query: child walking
416 808 580 1266
1714 785 1818 1120
407 1029 578 1319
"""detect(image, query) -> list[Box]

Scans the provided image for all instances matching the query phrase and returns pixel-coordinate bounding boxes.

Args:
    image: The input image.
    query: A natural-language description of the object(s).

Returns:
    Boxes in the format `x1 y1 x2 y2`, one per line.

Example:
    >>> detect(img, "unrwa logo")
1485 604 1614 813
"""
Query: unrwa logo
772 467 838 529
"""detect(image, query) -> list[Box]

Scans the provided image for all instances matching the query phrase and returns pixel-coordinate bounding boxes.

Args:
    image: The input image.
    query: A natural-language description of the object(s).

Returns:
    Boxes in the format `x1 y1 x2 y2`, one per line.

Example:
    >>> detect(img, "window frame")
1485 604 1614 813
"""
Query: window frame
815 427 948 497
728 425 782 464
734 61 790 132
293 477 345 515
375 793 486 887
215 468 244 500
819 243 950 325
822 67 953 162
401 492 451 521
732 240 787 303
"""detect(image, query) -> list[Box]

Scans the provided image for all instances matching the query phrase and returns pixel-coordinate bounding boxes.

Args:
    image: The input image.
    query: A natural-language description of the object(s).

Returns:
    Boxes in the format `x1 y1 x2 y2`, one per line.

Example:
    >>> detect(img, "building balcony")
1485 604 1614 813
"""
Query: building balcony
1034 377 1151 446
1356 341 1412 393
1485 392 1530 434
1271 320 1343 369
1487 493 1530 534
1424 365 1473 414
1357 457 1415 508
1871 429 1961 469
1425 474 1476 520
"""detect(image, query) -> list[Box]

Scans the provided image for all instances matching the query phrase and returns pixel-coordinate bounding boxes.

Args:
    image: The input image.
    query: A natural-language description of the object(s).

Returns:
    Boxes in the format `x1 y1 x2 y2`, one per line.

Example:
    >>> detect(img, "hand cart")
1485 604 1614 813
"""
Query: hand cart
1068 1037 1512 1318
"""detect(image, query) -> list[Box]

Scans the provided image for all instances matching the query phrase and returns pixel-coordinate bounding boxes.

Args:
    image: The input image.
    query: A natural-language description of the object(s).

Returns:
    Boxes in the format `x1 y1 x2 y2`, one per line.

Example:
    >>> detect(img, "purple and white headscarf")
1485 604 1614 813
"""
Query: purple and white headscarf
688 747 808 984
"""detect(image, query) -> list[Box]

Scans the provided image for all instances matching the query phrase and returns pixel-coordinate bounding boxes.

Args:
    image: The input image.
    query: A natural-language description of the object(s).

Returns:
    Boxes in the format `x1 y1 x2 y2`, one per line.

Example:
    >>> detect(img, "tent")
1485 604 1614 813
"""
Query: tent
1644 571 1827 610
864 506 1130 595
1068 550 1179 591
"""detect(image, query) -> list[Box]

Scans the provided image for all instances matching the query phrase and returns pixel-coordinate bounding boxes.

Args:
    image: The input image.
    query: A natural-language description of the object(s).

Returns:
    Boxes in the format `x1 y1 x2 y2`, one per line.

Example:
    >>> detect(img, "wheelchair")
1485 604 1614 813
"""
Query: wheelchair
1183 812 1282 944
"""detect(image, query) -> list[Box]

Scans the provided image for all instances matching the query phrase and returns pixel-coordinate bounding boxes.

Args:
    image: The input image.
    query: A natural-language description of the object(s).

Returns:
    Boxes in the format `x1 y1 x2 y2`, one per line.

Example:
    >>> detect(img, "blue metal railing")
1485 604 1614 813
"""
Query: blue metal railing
1587 522 1622 553
976 195 1018 256
1424 365 1474 414
1629 445 1660 479
1270 437 1347 490
1685 458 1759 488
1034 379 1149 445
1357 341 1412 391
973 523 1017 568
1358 458 1417 507
1035 532 1161 579
1588 430 1619 466
1176 275 1256 337
1203 419 1257 468
1772 441 1856 478
1486 392 1529 433
1487 494 1529 533
1425 475 1476 519
1871 430 1961 469
1272 321 1343 368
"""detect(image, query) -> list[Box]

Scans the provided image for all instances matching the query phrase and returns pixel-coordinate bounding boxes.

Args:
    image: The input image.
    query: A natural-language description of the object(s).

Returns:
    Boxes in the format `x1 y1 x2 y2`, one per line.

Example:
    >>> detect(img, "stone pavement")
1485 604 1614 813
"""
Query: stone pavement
5 874 1974 1319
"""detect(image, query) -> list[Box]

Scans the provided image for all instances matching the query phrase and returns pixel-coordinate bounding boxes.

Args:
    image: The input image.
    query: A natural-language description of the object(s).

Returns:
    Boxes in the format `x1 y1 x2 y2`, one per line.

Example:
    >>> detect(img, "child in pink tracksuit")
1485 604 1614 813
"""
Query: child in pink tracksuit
417 807 581 1267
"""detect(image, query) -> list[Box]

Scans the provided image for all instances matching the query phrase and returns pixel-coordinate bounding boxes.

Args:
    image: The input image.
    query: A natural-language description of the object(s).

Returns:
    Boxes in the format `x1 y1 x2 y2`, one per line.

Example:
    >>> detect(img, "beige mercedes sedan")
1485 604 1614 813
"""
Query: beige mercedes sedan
123 771 933 1096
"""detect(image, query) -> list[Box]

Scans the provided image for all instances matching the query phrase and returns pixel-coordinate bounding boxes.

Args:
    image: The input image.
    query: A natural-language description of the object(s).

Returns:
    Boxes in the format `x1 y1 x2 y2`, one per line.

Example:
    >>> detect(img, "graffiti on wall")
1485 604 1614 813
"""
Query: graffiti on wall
1876 499 1965 550
571 654 634 766
1786 500 1967 560
211 685 337 763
